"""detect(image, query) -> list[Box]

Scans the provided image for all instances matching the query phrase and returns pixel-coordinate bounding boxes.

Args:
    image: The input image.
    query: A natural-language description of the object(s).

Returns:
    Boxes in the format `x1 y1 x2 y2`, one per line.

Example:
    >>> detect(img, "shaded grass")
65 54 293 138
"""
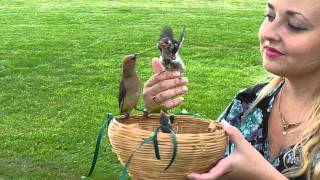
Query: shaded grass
0 0 266 179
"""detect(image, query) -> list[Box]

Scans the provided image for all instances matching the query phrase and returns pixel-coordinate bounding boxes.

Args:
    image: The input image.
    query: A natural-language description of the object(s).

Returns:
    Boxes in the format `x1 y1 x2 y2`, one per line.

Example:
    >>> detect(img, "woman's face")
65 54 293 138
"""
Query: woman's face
259 0 320 78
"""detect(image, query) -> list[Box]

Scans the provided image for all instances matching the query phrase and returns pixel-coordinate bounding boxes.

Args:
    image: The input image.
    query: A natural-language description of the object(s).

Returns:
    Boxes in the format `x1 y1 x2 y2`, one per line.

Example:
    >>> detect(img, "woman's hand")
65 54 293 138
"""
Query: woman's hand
187 121 288 180
143 57 188 111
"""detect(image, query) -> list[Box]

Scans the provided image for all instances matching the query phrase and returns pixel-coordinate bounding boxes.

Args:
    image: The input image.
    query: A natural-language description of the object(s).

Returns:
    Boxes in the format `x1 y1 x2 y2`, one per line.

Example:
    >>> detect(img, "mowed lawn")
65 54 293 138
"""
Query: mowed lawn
0 0 266 179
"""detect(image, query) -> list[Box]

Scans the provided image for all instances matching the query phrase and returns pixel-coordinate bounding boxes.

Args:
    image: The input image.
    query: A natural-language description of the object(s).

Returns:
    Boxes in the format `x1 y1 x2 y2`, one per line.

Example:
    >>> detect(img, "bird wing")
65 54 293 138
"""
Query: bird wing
159 113 168 126
176 26 186 54
118 79 126 112
159 112 172 133
178 26 186 44
172 27 186 55
172 40 180 55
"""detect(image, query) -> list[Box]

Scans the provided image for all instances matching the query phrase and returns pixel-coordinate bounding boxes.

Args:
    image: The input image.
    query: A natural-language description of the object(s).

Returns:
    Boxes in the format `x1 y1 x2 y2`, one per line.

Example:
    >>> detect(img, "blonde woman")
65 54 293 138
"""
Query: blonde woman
143 0 320 179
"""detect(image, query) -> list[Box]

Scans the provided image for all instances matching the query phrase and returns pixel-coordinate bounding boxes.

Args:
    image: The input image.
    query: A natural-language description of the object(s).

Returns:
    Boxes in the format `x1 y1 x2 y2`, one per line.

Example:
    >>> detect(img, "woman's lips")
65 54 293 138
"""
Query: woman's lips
265 46 284 58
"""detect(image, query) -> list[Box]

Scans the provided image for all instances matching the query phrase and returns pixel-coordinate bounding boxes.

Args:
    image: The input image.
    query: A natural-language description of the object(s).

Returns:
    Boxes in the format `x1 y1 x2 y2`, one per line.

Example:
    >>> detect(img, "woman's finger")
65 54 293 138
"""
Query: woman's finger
152 86 188 104
144 71 181 88
187 158 232 180
144 86 187 109
221 121 249 148
160 96 185 110
152 57 164 74
147 77 188 96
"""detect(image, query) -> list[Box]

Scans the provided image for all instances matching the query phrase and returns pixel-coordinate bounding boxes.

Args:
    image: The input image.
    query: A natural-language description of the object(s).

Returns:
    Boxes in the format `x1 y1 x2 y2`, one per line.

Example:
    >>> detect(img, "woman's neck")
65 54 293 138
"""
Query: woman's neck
284 75 320 103
280 75 320 125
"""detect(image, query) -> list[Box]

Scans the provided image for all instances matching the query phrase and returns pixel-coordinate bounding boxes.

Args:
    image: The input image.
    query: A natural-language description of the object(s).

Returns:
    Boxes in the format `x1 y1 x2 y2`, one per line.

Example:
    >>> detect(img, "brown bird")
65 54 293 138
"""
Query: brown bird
118 54 141 118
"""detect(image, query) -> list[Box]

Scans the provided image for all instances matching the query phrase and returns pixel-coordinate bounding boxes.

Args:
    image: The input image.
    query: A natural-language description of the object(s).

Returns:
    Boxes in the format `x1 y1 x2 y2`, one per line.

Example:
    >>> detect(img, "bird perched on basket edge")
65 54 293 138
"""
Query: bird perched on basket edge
118 54 141 118
157 26 186 73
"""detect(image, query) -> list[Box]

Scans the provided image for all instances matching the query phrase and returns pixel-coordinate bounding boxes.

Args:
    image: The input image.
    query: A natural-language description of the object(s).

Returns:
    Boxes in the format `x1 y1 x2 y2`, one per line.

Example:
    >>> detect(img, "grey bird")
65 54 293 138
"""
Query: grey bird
159 111 176 133
157 26 186 73
118 54 141 118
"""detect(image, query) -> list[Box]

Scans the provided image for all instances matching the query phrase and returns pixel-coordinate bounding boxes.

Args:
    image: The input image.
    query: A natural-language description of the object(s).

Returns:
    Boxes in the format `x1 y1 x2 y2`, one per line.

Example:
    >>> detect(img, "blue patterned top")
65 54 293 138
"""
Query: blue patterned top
218 82 320 180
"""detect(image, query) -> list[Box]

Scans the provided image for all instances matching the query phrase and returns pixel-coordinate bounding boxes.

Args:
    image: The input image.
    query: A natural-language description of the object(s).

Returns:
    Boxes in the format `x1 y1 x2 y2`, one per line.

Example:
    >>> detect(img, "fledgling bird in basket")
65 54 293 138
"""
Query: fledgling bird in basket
159 111 178 133
157 26 186 73
118 54 141 118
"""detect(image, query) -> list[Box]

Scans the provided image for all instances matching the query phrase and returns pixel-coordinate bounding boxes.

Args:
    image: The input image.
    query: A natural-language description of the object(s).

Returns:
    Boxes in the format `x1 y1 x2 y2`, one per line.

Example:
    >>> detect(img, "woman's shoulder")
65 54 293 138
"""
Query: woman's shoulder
218 82 271 122
234 83 268 103
218 83 269 123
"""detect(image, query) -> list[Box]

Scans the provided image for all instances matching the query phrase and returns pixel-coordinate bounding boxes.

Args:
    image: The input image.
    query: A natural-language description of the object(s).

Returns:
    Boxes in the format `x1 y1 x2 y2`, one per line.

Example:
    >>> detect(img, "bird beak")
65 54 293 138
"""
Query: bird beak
158 41 165 47
132 53 138 61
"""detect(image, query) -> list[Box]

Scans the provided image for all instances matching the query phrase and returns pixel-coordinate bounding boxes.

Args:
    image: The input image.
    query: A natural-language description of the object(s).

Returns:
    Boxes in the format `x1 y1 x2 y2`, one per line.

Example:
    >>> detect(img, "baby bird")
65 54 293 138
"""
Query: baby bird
118 54 141 118
157 26 186 73
159 111 177 133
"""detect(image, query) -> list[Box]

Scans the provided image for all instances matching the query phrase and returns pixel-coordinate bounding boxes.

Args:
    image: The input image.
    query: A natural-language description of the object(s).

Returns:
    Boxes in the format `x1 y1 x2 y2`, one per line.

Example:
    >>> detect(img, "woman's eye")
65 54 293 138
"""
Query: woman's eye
264 14 275 21
288 22 307 31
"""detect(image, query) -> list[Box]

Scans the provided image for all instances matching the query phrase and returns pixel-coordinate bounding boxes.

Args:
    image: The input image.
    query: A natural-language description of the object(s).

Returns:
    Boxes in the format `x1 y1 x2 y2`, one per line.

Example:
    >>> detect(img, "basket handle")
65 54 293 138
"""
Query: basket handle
119 125 177 180
159 125 177 170
119 134 156 179
81 113 113 179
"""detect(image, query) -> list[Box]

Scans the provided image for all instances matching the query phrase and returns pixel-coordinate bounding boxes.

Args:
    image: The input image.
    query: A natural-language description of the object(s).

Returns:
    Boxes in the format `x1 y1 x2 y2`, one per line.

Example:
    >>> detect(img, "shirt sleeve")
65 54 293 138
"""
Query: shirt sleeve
218 83 268 126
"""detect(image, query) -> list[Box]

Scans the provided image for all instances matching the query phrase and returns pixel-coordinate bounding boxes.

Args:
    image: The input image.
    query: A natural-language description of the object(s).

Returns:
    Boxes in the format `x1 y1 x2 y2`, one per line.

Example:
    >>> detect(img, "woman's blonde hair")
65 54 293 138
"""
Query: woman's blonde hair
248 75 320 179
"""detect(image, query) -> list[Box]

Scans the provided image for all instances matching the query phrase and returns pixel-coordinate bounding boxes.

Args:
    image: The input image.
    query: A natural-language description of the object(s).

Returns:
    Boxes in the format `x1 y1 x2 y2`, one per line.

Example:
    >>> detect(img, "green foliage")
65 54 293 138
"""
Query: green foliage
0 0 266 179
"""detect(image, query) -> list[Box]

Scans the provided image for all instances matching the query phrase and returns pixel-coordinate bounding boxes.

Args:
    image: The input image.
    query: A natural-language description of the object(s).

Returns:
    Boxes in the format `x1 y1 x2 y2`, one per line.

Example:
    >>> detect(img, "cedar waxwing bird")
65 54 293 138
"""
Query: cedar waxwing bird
157 26 186 73
159 111 177 133
118 54 141 118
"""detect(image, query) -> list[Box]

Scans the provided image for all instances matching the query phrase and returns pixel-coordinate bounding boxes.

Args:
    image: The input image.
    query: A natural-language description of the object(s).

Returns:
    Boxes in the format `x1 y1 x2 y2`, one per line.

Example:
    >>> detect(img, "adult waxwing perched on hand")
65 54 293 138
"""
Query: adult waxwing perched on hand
157 26 186 73
118 54 141 118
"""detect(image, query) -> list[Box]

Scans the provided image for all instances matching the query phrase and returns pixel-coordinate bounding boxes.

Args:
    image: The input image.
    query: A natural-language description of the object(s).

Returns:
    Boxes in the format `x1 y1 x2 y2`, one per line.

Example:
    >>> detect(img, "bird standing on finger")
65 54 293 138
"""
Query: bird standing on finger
119 54 141 118
157 26 186 73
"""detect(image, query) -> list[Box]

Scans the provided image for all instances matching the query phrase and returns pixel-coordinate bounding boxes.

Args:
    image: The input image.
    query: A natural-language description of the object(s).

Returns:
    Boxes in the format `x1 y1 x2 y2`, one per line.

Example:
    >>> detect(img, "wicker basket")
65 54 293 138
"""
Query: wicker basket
108 113 227 180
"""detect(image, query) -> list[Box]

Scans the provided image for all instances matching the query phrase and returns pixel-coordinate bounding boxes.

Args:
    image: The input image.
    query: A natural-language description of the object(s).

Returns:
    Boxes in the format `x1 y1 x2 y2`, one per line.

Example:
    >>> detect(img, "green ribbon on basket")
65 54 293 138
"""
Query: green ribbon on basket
160 125 177 171
81 113 113 179
120 125 177 180
82 114 177 180
153 129 161 160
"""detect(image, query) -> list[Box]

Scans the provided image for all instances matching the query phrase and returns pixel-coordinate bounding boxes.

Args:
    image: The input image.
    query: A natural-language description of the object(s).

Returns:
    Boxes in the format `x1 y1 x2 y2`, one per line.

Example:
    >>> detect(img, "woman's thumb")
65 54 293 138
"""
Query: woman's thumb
152 57 164 74
221 120 248 148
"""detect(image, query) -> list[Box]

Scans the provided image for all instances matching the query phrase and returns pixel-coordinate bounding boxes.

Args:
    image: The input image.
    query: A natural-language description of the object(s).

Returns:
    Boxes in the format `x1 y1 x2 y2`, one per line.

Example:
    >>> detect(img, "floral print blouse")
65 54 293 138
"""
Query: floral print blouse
218 82 320 180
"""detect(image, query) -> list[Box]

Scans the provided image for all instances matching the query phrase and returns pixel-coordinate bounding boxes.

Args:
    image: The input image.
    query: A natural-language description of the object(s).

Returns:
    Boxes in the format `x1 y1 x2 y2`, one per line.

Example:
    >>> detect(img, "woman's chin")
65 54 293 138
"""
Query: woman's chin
262 61 285 77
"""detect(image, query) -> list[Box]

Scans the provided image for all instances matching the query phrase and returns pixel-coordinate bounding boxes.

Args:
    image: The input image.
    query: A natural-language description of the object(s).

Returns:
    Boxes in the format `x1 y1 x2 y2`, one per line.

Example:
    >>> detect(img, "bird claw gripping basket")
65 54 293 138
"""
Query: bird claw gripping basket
108 113 228 180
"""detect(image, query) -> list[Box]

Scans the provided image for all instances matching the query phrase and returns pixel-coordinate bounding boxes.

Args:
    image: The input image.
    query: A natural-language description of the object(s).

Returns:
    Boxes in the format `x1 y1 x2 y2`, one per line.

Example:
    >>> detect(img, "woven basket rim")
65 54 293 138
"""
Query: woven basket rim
111 113 224 135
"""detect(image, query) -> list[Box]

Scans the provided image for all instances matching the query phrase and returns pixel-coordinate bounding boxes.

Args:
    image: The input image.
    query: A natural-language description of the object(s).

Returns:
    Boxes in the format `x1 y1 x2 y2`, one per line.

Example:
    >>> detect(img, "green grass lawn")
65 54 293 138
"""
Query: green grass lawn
0 0 267 179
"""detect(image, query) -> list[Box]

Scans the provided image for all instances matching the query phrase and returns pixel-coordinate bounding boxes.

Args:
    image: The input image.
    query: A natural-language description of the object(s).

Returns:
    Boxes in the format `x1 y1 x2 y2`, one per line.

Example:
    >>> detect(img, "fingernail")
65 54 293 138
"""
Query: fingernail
187 174 194 180
220 120 231 129
180 77 188 83
181 86 188 92
173 71 180 77
179 96 184 101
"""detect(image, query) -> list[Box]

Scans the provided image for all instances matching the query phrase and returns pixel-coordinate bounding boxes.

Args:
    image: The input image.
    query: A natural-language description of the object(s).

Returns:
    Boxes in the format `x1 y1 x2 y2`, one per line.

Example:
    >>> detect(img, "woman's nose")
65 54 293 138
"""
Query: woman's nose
259 21 281 42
